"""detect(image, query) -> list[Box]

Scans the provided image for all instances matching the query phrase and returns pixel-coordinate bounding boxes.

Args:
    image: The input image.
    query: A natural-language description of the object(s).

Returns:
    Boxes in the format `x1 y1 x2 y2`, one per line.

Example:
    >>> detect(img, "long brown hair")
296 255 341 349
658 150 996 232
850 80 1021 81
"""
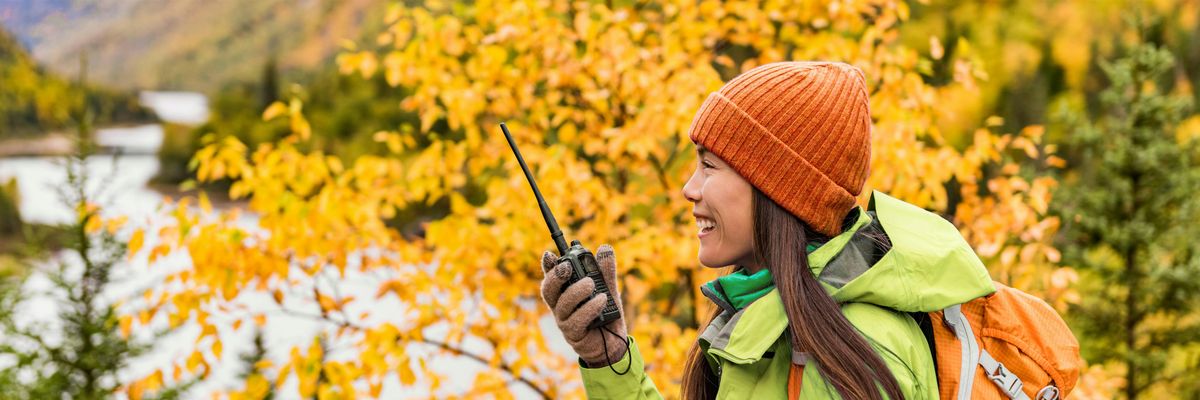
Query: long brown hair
681 188 905 400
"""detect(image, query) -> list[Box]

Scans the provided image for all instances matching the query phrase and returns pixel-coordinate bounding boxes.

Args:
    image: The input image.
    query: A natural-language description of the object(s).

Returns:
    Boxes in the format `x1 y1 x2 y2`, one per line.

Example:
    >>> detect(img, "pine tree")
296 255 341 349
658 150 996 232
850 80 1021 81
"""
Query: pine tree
0 91 130 400
260 56 279 111
0 56 188 400
0 177 20 236
236 328 275 399
1054 20 1200 398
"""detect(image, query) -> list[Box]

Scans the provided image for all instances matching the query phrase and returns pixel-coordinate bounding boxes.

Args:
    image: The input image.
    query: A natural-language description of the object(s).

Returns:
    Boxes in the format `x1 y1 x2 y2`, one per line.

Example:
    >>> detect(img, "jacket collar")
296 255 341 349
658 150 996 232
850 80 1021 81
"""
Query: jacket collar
698 208 874 363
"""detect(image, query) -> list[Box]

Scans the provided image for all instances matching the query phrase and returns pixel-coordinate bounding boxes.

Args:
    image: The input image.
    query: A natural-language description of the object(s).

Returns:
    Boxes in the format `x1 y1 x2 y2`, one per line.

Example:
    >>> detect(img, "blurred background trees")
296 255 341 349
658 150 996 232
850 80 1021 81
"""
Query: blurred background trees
0 28 148 138
1053 20 1200 398
1 0 1199 398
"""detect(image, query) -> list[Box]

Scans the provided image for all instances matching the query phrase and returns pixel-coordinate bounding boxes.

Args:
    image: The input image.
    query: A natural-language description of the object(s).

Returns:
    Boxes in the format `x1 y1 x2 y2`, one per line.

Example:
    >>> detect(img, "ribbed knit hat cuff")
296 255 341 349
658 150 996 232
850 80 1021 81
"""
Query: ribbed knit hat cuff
688 92 857 237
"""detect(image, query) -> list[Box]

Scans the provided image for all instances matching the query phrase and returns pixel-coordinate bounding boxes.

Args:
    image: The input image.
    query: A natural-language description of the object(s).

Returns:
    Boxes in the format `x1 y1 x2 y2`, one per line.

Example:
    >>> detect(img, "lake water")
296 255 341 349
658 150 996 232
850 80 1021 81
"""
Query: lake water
0 92 574 398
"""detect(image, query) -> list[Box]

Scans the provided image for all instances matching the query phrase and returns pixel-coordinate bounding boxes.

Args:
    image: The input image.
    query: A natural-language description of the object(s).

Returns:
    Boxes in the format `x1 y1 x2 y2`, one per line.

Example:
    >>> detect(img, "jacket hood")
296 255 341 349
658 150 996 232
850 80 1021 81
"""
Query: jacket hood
696 190 996 364
810 190 996 312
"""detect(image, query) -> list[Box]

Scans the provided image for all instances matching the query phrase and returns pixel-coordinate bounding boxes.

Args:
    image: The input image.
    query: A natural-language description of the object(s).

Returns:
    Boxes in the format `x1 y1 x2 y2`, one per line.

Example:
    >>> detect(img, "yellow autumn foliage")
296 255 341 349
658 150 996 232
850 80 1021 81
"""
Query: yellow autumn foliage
125 0 1075 397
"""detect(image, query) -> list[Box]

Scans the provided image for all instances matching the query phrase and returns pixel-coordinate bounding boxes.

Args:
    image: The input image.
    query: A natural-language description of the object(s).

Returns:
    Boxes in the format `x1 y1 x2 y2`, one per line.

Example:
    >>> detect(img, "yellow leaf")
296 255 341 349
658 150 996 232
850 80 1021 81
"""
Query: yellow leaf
147 369 163 391
384 51 404 86
398 363 416 385
84 214 102 234
127 229 145 257
291 115 312 141
127 382 144 400
204 322 218 337
370 380 383 397
375 279 402 299
262 102 287 121
105 216 127 233
148 244 171 263
199 191 212 214
245 374 269 398
119 315 132 338
317 294 337 313
186 351 203 373
1046 155 1067 168
254 359 274 370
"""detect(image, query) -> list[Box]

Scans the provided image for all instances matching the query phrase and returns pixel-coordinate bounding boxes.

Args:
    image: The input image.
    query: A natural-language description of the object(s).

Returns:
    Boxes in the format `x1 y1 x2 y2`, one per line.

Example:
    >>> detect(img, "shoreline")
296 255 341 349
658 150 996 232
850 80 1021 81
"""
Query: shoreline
0 133 74 158
0 122 166 158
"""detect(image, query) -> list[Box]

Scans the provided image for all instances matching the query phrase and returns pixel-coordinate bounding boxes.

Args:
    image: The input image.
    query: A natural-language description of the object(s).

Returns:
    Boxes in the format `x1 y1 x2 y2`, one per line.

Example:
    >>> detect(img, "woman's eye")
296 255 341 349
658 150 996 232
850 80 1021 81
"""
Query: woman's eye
701 161 715 169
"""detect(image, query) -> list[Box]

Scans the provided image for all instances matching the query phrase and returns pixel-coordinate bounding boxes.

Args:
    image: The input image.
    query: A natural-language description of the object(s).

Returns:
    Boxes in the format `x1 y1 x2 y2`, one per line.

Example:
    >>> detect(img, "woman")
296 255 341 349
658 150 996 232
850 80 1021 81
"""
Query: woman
539 62 995 399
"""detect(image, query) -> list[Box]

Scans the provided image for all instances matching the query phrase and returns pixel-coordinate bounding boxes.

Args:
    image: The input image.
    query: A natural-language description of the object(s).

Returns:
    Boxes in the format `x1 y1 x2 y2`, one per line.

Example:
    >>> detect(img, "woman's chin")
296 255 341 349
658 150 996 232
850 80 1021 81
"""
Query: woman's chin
697 251 729 269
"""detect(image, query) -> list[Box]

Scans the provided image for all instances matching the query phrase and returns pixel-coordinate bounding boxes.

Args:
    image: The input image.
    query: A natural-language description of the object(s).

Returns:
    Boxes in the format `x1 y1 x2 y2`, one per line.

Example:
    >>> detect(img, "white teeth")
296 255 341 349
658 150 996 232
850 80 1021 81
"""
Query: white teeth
697 218 716 232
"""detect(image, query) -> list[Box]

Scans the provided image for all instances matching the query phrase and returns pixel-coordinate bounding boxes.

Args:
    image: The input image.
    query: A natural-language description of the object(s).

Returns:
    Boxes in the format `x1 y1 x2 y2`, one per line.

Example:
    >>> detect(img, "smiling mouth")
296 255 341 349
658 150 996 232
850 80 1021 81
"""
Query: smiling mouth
698 218 716 235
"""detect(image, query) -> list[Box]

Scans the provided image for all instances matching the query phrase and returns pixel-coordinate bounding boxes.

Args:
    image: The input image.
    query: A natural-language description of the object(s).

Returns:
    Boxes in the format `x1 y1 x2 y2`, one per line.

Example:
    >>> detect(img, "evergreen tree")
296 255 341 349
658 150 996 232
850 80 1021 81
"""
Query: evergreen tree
0 101 128 399
236 328 275 399
0 58 187 400
1055 21 1200 398
260 56 279 111
0 177 21 236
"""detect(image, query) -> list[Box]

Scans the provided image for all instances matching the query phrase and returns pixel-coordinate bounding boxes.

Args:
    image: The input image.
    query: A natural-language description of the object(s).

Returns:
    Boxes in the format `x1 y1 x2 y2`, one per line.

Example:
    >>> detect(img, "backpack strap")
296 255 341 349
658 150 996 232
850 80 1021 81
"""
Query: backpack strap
946 304 1045 400
942 304 980 400
980 349 1031 400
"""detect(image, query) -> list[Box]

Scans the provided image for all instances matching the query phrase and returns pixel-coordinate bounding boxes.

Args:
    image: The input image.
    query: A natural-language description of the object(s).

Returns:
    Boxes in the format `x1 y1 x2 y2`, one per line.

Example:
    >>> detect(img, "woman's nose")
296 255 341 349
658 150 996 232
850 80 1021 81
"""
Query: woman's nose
682 171 700 203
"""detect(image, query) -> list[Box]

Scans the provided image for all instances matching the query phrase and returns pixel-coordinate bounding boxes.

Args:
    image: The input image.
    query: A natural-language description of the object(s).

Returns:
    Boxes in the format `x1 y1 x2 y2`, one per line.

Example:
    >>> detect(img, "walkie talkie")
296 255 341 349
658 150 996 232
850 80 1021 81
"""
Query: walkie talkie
500 122 621 330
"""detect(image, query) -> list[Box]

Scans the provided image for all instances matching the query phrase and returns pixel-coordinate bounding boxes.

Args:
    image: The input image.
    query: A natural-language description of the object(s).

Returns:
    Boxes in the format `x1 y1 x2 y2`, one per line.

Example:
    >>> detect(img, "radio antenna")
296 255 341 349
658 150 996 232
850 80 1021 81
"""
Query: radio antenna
500 123 569 254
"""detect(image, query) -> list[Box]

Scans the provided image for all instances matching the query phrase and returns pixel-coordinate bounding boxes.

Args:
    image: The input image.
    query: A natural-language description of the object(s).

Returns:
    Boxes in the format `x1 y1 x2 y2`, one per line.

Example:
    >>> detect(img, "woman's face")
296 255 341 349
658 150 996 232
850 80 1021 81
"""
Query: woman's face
681 145 760 271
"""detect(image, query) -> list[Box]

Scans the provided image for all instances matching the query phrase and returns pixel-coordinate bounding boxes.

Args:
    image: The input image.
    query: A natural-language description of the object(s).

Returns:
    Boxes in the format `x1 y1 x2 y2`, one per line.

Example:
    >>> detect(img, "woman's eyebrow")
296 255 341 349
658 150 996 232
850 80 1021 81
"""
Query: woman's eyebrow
696 147 708 158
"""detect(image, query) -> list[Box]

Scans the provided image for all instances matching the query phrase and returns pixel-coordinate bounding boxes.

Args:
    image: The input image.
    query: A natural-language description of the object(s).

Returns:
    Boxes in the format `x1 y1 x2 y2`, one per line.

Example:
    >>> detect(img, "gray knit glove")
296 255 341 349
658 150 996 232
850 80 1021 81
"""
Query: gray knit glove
540 244 628 367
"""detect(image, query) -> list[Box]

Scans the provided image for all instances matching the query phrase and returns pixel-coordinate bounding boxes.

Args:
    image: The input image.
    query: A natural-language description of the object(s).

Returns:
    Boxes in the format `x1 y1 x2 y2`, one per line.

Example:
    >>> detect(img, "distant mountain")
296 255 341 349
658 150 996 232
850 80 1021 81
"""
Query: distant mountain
0 0 73 47
3 0 386 92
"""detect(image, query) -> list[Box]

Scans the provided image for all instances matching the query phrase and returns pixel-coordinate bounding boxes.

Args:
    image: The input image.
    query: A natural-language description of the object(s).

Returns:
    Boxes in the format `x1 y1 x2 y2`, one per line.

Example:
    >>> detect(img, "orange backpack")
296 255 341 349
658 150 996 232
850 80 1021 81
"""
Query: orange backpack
927 281 1082 400
785 281 1081 400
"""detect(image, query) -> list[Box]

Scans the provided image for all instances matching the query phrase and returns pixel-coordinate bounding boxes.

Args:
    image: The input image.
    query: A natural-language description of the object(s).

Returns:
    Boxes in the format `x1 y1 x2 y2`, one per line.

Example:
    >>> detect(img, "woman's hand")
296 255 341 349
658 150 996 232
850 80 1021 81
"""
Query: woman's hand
540 244 628 367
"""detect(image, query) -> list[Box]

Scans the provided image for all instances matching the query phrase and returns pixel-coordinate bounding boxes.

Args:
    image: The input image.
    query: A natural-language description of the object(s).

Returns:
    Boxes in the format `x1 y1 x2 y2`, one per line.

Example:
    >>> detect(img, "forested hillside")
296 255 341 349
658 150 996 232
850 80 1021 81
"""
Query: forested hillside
2 0 387 92
0 25 145 137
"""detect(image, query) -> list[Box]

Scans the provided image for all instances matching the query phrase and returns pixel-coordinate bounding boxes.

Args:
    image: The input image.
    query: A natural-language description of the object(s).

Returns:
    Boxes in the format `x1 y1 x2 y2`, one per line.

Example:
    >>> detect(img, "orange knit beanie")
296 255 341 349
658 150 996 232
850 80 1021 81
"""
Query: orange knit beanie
687 61 872 237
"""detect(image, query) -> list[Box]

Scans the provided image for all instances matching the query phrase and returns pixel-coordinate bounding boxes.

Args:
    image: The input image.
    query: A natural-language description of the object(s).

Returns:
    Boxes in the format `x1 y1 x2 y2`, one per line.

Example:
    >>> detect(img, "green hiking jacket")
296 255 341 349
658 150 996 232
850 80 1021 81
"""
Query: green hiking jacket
579 191 997 399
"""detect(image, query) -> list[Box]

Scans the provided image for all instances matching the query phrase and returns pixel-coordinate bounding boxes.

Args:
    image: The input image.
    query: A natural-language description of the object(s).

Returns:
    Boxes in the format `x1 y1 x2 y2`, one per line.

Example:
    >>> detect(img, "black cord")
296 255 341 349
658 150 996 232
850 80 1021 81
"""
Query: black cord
599 325 633 375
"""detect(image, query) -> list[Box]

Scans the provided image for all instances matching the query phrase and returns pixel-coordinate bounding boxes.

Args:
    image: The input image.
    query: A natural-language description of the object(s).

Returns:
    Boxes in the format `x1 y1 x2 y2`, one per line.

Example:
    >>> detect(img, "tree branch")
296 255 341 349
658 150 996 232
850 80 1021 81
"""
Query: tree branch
420 338 552 399
272 308 552 399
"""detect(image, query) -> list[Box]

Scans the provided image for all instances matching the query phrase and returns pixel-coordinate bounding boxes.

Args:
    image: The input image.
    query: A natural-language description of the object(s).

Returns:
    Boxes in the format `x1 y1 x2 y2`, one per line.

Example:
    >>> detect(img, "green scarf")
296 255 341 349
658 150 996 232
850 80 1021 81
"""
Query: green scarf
702 243 824 310
704 268 774 310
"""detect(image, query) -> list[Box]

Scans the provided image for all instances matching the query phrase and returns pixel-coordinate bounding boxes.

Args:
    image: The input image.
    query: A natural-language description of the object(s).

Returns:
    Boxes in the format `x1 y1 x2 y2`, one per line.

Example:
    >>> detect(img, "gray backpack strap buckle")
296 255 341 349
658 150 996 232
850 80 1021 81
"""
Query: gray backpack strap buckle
979 349 1029 400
